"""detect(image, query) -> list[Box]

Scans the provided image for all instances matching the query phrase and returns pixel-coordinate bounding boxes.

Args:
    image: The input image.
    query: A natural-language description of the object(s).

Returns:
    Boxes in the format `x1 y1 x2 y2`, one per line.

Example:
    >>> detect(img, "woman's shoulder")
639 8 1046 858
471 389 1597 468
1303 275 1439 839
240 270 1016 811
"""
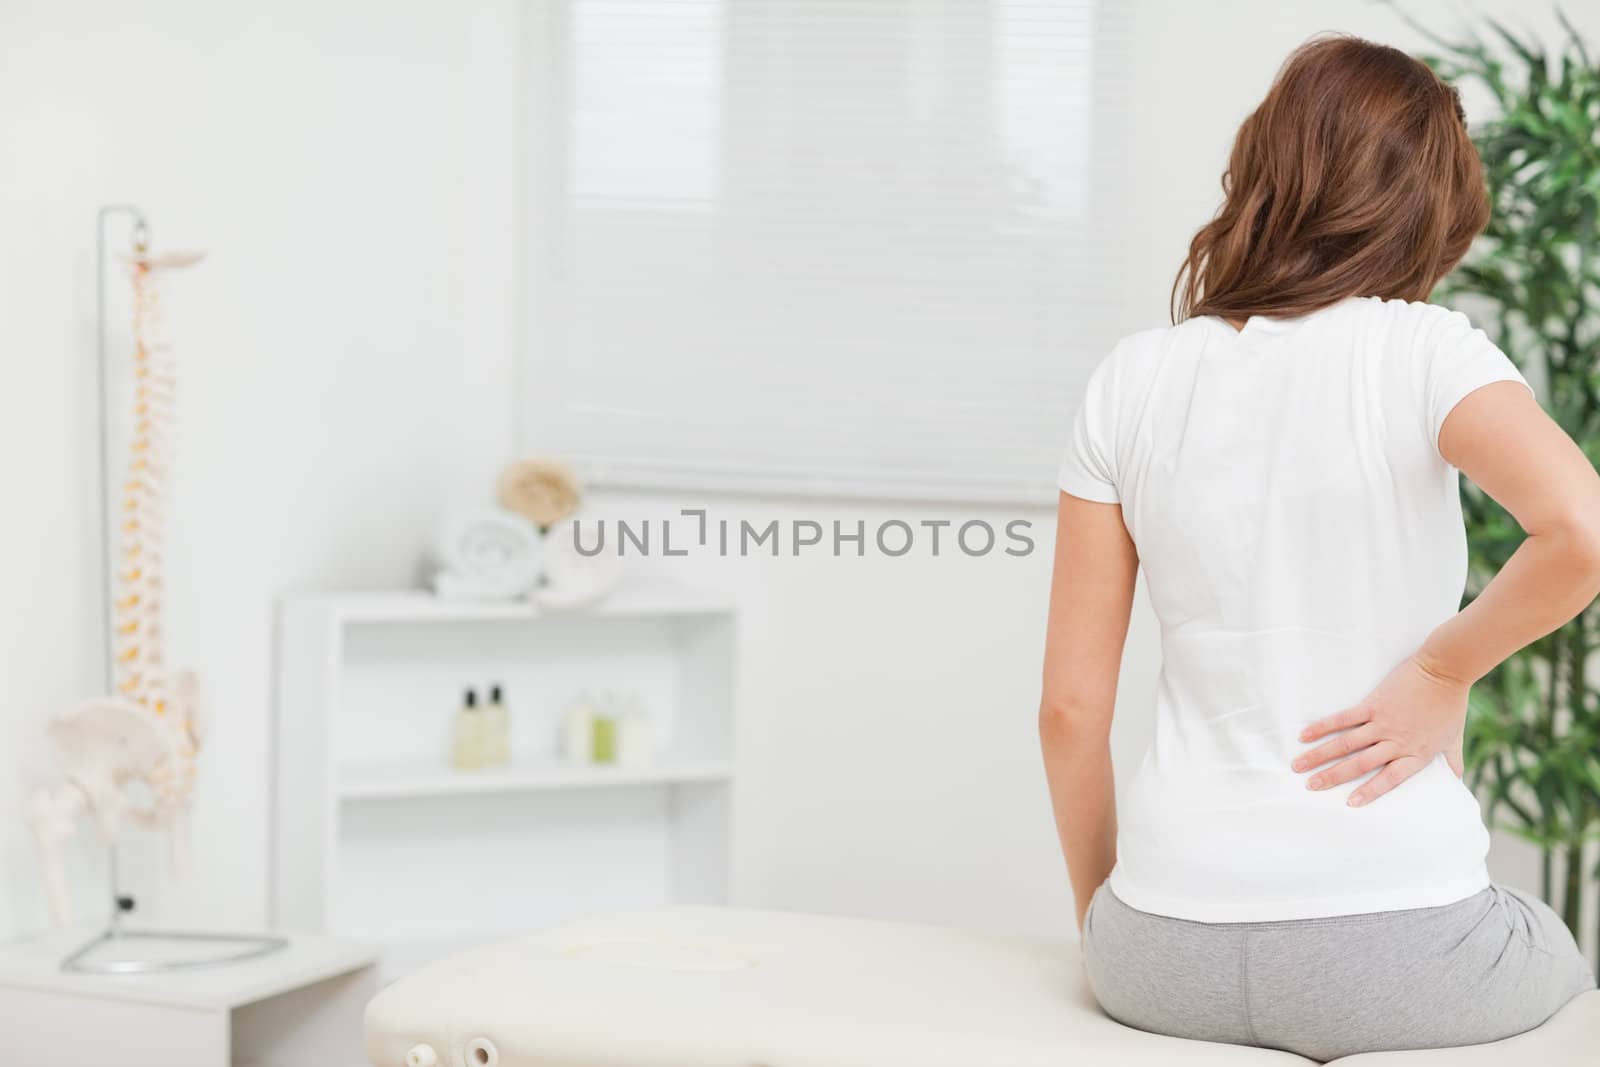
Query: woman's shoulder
1080 320 1222 408
1328 298 1508 381
1096 296 1480 372
1335 295 1480 338
1102 318 1214 372
1117 317 1216 349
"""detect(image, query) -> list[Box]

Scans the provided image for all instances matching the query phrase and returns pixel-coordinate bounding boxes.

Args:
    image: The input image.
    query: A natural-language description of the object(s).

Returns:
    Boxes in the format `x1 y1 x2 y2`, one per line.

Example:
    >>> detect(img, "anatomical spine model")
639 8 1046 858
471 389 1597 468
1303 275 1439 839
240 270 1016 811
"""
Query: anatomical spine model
29 249 206 927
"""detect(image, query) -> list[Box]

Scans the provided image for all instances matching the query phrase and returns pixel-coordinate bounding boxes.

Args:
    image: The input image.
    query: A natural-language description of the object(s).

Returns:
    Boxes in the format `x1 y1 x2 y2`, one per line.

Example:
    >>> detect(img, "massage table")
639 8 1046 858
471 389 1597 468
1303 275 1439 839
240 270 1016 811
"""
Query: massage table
365 906 1599 1067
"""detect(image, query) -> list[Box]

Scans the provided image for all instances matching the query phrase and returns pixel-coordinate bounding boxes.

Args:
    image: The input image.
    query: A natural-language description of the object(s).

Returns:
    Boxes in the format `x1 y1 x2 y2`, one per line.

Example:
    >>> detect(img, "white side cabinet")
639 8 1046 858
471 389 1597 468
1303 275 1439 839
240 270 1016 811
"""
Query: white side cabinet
273 585 736 976
0 931 377 1067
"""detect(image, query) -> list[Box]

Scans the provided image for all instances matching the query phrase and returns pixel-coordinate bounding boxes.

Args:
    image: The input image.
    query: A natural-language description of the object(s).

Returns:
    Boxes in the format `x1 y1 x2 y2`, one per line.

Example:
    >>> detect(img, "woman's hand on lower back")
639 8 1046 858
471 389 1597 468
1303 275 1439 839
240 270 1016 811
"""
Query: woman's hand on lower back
1291 654 1470 806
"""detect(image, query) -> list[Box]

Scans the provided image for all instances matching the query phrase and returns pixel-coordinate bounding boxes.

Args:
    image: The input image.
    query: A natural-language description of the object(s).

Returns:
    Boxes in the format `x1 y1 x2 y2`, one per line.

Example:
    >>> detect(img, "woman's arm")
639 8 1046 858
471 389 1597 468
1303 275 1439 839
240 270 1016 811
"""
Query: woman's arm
1296 380 1600 803
1039 491 1139 930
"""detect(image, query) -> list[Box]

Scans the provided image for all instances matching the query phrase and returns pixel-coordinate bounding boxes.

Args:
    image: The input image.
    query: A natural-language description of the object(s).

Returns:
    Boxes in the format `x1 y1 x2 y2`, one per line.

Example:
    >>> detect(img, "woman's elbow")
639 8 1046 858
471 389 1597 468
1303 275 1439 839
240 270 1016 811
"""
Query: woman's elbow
1038 698 1112 742
1557 504 1600 595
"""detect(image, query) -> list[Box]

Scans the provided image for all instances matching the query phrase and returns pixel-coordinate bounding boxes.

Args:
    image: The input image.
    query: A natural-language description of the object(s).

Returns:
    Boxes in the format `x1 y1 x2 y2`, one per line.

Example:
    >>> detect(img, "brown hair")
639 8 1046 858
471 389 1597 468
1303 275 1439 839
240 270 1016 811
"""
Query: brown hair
1172 35 1488 323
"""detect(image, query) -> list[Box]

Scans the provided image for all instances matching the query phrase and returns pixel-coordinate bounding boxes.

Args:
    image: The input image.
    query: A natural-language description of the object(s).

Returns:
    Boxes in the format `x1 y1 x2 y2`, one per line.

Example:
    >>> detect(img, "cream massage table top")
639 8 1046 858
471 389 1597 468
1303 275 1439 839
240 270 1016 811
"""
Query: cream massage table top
364 906 1599 1067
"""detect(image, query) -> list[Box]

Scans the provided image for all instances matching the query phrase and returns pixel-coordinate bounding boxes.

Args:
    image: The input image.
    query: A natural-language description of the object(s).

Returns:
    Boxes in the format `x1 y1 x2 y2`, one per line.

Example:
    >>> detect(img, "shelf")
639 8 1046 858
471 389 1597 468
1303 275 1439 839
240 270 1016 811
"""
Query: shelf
338 757 734 800
303 582 734 626
275 581 736 945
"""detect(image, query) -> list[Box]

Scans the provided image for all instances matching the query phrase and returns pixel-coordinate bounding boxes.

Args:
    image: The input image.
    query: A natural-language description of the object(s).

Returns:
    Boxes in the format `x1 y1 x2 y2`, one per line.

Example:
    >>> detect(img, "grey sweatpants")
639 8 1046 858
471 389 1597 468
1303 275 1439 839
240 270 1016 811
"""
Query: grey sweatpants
1081 881 1595 1062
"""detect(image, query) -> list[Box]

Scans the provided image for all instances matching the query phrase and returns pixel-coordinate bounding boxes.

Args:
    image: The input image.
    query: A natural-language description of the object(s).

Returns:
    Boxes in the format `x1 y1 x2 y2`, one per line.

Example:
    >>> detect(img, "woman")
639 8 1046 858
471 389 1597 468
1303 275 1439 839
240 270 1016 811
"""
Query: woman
1040 35 1599 1061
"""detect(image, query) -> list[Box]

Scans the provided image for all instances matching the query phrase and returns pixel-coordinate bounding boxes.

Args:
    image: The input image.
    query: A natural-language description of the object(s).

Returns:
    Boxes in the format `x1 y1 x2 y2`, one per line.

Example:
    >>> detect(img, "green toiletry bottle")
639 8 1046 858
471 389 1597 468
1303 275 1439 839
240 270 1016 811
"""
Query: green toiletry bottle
591 691 618 764
591 715 617 764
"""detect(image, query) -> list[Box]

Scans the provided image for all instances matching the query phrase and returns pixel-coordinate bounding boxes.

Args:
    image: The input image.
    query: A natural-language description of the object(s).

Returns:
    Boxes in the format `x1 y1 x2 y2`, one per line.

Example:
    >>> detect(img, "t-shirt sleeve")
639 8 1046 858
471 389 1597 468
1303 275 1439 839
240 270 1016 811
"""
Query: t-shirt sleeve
1057 350 1121 503
1418 306 1535 457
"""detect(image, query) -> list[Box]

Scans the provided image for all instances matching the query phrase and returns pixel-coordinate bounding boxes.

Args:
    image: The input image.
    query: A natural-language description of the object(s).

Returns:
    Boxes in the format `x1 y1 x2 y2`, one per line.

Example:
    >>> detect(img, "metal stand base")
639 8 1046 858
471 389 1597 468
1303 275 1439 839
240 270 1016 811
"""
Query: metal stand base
62 926 289 975
61 880 288 975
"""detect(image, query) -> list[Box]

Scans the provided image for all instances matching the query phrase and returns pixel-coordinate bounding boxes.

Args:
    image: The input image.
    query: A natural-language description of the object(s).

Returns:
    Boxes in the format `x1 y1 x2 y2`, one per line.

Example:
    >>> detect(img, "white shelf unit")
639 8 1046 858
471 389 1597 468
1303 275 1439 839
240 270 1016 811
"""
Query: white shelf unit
273 585 737 976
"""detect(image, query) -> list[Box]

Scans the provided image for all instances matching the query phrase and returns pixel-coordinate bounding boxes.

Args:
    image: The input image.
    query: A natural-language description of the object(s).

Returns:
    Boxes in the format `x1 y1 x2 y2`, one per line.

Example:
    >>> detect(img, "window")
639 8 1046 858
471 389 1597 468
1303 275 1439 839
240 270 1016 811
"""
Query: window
521 0 1131 502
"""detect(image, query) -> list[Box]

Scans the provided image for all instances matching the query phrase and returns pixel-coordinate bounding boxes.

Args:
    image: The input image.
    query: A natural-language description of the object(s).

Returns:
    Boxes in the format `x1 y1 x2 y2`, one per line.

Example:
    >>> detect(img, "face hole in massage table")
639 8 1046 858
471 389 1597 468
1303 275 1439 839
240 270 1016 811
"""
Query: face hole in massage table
558 939 756 973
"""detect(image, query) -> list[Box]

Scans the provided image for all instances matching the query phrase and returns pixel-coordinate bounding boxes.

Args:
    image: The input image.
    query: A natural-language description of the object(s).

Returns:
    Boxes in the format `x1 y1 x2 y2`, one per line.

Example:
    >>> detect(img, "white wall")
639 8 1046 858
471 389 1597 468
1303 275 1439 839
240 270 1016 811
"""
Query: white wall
0 0 515 932
580 490 1106 931
1 0 1594 944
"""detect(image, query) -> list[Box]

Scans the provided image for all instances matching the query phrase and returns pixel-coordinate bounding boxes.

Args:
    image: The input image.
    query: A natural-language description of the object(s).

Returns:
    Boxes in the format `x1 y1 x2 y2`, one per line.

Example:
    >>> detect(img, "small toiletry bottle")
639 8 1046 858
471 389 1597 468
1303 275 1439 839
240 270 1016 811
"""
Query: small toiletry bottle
485 683 511 766
563 693 595 764
452 688 483 771
591 714 618 764
617 694 653 767
591 690 618 764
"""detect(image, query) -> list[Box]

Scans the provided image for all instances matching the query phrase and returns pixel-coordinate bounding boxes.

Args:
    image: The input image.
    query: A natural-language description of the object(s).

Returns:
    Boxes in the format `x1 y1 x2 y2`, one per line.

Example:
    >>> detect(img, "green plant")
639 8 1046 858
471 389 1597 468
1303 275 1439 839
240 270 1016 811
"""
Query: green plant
1413 12 1600 963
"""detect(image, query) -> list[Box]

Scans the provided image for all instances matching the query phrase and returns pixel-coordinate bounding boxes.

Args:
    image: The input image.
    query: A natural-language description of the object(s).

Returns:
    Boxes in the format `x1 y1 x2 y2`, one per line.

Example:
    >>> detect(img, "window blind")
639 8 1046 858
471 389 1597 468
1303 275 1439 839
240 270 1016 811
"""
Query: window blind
520 0 1132 502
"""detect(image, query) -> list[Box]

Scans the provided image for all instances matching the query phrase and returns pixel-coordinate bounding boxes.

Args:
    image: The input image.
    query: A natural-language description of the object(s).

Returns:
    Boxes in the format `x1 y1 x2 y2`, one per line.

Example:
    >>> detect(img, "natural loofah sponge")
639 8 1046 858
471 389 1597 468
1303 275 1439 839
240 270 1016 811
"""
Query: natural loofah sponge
498 457 582 529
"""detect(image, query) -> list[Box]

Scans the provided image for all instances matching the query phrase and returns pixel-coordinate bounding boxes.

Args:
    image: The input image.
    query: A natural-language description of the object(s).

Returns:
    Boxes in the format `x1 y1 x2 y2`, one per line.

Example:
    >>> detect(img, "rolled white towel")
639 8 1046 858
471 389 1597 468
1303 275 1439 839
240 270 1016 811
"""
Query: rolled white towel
431 509 544 601
534 514 623 611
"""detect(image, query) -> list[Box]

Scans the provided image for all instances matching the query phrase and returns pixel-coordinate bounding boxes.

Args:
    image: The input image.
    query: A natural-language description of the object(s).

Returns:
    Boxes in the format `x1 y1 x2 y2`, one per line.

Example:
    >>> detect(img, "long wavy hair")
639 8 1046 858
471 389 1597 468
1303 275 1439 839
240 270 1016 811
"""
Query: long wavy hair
1172 36 1489 323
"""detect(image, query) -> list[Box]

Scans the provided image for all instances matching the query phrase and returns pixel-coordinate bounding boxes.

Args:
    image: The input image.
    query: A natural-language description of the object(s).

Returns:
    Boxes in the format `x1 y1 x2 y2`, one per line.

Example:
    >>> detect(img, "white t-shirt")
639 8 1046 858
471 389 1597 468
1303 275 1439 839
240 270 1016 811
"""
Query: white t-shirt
1058 295 1534 922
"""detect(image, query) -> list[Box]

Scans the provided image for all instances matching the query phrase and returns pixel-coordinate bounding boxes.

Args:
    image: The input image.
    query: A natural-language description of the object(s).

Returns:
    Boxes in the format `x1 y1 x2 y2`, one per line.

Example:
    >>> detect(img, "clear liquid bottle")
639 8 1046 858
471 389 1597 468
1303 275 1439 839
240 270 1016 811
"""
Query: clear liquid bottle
452 687 483 771
484 683 511 766
617 693 653 767
563 691 595 764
